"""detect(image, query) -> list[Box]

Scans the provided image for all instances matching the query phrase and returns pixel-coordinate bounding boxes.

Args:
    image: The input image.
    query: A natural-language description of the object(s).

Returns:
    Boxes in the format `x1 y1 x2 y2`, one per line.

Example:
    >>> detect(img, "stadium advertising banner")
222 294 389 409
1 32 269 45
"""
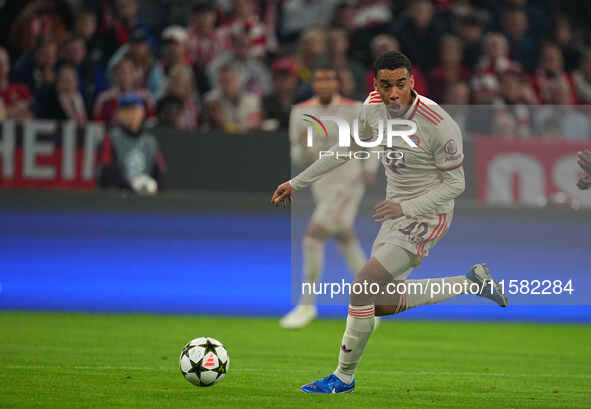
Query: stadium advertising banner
0 120 104 189
474 137 591 207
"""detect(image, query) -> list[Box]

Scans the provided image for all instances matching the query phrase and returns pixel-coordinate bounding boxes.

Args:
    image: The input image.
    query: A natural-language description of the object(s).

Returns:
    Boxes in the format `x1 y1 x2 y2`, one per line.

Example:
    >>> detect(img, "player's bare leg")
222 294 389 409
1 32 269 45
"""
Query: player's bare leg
280 223 328 329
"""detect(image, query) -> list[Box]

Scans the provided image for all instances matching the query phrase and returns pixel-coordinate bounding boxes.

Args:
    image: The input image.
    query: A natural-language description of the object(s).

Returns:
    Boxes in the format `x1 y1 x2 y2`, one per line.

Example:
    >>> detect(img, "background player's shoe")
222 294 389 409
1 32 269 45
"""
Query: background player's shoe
279 305 317 328
300 374 355 393
466 264 508 307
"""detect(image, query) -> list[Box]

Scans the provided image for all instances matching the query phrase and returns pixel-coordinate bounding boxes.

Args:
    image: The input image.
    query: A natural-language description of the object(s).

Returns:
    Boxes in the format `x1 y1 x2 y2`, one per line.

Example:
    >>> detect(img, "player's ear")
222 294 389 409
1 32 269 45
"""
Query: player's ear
409 74 415 90
373 75 378 91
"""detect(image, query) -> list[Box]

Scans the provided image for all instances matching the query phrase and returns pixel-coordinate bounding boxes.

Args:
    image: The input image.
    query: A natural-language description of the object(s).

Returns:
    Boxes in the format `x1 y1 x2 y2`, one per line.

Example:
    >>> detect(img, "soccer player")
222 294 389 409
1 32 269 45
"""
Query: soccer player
280 62 378 329
577 149 591 190
271 51 508 393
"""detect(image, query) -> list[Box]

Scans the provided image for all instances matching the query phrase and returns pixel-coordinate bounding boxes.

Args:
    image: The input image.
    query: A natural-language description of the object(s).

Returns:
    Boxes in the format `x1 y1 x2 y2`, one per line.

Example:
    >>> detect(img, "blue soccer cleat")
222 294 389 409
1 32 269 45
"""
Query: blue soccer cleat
300 374 355 394
466 264 508 307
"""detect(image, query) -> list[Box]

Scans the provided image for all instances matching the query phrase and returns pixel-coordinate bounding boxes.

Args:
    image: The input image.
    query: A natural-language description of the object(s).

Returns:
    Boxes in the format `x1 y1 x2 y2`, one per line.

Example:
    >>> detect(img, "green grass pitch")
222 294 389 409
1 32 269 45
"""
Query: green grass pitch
1 311 590 409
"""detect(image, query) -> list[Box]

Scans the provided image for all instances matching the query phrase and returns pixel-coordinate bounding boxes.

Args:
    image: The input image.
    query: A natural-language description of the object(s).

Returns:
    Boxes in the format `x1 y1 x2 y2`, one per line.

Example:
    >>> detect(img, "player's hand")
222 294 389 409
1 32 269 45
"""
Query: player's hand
271 181 293 207
361 171 375 185
373 200 403 222
578 150 591 176
577 173 591 190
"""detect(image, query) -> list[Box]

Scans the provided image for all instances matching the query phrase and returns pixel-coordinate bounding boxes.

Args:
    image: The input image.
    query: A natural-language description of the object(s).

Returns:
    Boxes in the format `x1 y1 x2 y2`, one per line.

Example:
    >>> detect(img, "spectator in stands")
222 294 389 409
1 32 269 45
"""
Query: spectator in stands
102 0 156 52
8 0 72 55
163 65 199 130
337 67 357 100
353 0 393 30
59 36 107 110
74 10 105 67
331 2 358 35
552 15 581 73
38 63 87 125
457 12 487 71
12 38 58 99
363 34 428 95
108 28 166 100
427 35 471 102
279 0 341 42
94 57 155 125
262 58 301 131
530 43 577 104
0 47 33 120
152 94 184 130
222 0 268 59
297 28 329 88
493 68 533 139
465 74 499 135
443 81 470 135
207 32 272 97
328 28 365 100
501 6 538 72
573 49 591 104
97 93 165 194
160 26 190 75
394 0 445 72
444 81 470 105
202 63 262 133
533 82 590 141
476 33 520 80
187 2 229 68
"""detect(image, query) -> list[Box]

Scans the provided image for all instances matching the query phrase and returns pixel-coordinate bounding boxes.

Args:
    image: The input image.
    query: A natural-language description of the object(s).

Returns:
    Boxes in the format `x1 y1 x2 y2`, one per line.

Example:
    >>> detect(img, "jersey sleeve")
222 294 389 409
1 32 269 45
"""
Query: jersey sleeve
431 119 464 171
357 103 381 143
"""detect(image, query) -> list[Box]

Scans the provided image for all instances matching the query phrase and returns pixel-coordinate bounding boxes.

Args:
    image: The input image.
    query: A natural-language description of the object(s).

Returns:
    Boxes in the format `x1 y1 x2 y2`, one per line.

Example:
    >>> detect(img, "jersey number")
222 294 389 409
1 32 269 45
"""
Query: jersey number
398 222 428 243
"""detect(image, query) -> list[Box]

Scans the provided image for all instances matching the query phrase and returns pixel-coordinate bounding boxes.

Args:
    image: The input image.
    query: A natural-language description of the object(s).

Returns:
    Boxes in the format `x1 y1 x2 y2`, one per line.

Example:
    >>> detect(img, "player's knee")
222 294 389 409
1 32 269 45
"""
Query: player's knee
334 229 354 245
349 258 391 306
306 223 329 240
375 305 397 316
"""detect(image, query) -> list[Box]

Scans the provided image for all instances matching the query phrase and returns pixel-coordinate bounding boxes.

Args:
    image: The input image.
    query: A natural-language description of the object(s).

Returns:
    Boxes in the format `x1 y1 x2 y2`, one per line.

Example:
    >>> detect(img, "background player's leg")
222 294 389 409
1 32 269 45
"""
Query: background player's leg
300 233 325 305
280 223 328 328
333 250 414 384
335 229 367 276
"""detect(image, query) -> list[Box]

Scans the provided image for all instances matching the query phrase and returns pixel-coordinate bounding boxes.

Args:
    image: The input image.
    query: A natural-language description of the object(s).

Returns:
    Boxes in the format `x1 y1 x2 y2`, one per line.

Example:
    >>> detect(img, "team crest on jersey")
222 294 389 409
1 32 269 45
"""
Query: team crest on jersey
409 134 420 146
444 139 457 155
385 148 406 172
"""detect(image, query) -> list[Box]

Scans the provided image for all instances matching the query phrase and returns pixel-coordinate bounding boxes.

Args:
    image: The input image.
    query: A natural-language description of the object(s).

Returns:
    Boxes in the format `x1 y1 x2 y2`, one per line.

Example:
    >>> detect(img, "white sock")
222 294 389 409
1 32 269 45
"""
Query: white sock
403 276 470 310
333 305 375 384
338 237 367 277
299 237 324 305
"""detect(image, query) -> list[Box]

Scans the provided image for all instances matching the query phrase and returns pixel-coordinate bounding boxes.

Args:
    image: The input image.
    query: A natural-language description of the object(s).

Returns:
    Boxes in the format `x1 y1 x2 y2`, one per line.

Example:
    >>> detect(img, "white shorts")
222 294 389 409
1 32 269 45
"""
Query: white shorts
310 187 364 234
372 242 418 280
371 212 453 260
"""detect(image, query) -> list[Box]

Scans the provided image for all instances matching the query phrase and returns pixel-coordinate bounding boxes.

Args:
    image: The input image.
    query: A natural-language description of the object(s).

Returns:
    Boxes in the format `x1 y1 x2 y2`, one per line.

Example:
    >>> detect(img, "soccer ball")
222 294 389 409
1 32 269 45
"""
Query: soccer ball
179 337 229 387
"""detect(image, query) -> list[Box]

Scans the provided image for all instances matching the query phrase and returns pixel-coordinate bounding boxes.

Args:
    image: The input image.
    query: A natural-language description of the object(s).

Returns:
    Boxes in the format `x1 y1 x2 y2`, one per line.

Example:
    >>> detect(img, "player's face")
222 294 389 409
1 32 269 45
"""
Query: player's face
312 69 338 100
374 68 414 116
117 105 145 132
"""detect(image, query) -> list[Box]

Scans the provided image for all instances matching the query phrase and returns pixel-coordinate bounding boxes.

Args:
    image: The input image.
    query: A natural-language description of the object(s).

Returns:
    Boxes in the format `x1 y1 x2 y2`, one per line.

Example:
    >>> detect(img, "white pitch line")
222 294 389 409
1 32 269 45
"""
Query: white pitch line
1 365 590 380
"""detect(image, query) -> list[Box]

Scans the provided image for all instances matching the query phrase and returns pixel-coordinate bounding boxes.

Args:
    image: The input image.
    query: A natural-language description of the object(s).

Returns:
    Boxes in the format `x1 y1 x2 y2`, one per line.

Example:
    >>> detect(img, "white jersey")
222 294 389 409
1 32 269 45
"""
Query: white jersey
289 90 465 256
289 95 367 198
358 90 464 217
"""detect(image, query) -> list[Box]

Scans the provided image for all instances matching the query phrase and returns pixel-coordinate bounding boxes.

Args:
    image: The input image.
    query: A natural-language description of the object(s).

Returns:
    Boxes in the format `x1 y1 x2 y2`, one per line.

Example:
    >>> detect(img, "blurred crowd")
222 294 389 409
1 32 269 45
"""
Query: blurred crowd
0 0 591 141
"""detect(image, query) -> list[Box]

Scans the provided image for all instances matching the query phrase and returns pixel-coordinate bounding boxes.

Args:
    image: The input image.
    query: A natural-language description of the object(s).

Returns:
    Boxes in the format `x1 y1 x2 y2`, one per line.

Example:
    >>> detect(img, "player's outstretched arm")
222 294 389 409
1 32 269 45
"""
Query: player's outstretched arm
271 143 352 207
